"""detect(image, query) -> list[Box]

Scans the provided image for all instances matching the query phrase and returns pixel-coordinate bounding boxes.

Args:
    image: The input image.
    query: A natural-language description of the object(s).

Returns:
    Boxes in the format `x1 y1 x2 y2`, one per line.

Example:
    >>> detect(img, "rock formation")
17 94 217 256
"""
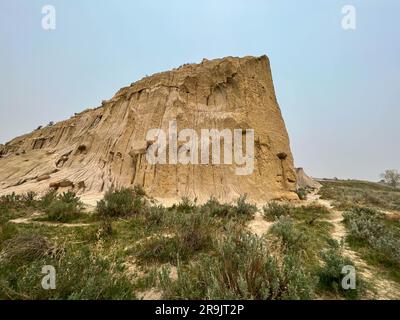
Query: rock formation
295 168 321 190
0 56 297 203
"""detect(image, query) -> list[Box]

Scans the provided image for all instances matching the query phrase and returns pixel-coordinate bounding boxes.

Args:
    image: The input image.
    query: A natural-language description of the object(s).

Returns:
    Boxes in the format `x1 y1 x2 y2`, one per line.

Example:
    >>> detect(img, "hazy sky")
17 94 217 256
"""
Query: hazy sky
1 0 399 181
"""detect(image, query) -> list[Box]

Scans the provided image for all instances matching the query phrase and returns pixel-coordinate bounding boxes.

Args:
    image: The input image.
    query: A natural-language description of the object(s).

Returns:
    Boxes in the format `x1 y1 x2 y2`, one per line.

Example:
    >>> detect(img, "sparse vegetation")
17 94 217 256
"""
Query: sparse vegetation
1 235 54 263
174 197 196 214
0 244 135 299
263 202 330 223
381 169 400 188
320 179 400 211
136 208 215 264
269 217 310 257
200 195 256 221
317 240 361 299
1 179 399 300
201 197 232 218
343 207 400 281
41 191 84 223
159 230 316 300
263 202 292 221
232 195 257 218
296 188 308 200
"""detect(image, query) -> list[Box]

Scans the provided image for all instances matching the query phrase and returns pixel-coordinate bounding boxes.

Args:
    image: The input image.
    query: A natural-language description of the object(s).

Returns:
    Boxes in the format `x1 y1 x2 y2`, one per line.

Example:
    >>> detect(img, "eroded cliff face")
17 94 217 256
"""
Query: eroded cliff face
0 56 297 203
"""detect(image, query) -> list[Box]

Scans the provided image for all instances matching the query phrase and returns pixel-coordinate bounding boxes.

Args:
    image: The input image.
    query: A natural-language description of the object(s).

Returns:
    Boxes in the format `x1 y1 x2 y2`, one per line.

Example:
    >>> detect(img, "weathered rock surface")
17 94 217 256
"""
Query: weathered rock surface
0 56 297 203
295 168 321 190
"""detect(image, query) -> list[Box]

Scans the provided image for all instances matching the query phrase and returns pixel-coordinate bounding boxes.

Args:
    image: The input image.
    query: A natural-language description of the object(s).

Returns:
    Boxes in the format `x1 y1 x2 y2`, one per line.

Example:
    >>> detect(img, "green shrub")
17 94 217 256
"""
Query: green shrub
0 191 39 210
144 205 167 228
269 217 310 257
231 195 257 219
137 209 214 264
263 202 292 221
175 197 196 214
40 190 58 209
97 187 147 218
0 223 18 246
96 219 113 239
136 236 181 264
0 193 19 206
42 192 83 223
0 246 135 300
296 188 308 200
201 197 232 218
317 242 361 299
159 230 316 299
343 207 400 265
20 191 38 206
45 202 79 222
176 209 214 253
343 207 385 241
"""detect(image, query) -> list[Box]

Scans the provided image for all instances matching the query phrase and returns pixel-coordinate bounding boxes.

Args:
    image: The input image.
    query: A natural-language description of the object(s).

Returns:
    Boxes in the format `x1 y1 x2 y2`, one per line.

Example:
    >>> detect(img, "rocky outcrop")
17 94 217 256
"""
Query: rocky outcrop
0 56 297 203
295 168 321 190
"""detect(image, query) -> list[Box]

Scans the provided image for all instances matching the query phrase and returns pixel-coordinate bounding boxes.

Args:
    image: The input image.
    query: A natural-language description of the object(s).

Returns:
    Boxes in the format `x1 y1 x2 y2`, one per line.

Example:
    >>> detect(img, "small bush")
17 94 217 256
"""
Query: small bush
296 188 308 200
263 202 292 221
0 223 18 246
231 195 257 219
0 246 135 300
175 197 196 214
136 236 181 264
137 209 214 264
97 187 147 218
0 191 38 209
269 217 310 257
20 191 38 206
96 219 113 239
144 205 167 228
1 235 53 263
201 197 232 218
317 242 361 299
40 189 58 209
343 207 400 266
0 193 20 207
159 230 316 299
177 209 214 253
42 192 83 222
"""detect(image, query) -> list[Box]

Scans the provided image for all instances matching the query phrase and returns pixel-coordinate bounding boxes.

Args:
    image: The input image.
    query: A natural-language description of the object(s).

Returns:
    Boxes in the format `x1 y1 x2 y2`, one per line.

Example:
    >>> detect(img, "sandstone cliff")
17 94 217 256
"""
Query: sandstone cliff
0 56 297 203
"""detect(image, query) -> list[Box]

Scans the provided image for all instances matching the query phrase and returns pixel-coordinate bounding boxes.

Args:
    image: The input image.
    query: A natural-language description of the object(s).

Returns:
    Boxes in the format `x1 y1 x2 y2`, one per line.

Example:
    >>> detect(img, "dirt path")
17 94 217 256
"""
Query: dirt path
9 213 92 228
247 211 273 237
308 189 400 300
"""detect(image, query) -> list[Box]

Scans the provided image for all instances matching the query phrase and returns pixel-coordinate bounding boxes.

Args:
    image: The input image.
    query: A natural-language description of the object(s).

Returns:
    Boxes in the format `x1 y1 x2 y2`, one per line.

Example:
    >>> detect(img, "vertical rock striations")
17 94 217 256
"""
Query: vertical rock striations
0 56 297 203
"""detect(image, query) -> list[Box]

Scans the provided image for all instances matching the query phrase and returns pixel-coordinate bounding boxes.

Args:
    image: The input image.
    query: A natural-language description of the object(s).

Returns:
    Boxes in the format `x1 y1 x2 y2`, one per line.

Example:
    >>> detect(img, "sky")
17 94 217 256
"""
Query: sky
0 0 399 181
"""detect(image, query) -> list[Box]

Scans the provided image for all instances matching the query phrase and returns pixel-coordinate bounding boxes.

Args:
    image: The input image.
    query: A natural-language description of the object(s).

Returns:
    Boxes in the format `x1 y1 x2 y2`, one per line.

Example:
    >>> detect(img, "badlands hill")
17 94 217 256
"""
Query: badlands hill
0 56 297 203
296 168 322 190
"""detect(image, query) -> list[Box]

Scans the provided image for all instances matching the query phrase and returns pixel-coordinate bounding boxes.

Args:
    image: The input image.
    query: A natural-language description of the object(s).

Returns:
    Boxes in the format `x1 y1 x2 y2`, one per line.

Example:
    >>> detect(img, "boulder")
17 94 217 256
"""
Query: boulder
36 174 51 182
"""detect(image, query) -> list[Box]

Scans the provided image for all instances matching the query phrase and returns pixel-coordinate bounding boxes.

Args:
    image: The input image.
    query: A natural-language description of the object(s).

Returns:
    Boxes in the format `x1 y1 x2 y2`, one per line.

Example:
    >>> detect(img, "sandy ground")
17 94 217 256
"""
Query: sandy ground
247 211 273 237
9 215 91 228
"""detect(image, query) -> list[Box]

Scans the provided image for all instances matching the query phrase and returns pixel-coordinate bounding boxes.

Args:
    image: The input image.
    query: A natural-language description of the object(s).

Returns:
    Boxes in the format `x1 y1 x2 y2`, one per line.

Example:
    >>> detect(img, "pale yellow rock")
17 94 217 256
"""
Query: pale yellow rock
0 56 297 203
295 168 322 190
